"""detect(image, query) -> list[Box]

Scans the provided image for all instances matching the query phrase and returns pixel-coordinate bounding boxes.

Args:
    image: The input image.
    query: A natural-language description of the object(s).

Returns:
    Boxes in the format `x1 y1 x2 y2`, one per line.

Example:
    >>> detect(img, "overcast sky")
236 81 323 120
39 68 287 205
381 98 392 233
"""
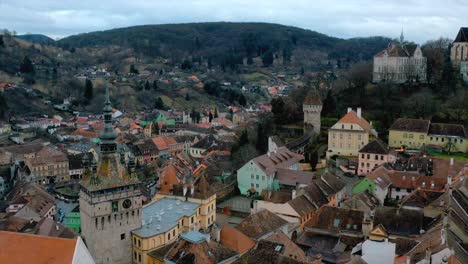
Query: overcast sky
1 0 467 43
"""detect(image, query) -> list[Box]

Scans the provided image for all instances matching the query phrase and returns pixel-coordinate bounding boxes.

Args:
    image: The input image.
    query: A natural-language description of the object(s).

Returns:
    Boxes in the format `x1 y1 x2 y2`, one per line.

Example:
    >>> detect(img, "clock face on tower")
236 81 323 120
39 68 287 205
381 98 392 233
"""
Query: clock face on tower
122 199 132 209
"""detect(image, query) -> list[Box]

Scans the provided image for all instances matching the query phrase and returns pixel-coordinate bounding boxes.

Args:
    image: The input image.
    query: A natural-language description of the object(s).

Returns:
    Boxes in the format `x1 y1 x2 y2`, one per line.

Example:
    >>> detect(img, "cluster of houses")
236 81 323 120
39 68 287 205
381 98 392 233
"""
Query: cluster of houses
0 28 468 264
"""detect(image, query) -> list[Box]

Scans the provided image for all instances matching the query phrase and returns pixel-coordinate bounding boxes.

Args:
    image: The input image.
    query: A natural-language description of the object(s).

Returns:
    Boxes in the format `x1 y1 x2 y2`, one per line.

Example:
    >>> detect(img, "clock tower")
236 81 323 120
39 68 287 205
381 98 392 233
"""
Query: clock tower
80 87 143 264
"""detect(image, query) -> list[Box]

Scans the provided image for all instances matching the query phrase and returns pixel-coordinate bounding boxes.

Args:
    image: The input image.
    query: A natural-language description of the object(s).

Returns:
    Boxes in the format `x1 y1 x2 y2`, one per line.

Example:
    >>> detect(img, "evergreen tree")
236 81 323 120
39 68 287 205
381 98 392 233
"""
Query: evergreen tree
154 97 165 110
144 80 151 90
214 107 219 118
153 80 158 90
0 36 4 48
84 79 93 100
209 112 213 123
20 56 34 73
129 64 139 74
238 94 247 106
185 93 190 101
0 92 8 119
262 50 274 67
239 130 249 146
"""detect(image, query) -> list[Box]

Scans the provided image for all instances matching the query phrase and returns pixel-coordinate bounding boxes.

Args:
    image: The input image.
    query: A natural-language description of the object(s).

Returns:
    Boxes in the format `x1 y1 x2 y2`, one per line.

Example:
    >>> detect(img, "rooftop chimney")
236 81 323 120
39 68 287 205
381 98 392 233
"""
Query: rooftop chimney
357 107 362 118
450 158 454 166
191 185 195 196
347 107 352 113
292 190 297 200
183 186 188 196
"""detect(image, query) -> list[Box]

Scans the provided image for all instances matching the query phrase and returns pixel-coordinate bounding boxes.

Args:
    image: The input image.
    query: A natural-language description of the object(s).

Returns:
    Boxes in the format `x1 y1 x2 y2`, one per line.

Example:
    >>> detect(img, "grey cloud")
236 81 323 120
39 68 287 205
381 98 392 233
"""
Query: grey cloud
0 0 467 43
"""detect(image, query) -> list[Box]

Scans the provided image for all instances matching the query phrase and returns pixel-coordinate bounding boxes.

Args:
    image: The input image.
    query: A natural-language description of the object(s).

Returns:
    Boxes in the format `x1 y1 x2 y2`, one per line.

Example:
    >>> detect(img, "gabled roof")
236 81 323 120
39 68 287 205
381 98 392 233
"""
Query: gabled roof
0 231 79 264
336 111 372 133
389 118 430 133
454 27 468 42
359 139 396 155
252 147 304 175
165 234 237 264
375 43 420 58
264 231 309 262
400 189 444 208
428 123 466 138
373 207 423 236
220 226 255 254
275 169 314 187
233 240 313 264
236 209 288 240
288 195 318 217
305 206 364 233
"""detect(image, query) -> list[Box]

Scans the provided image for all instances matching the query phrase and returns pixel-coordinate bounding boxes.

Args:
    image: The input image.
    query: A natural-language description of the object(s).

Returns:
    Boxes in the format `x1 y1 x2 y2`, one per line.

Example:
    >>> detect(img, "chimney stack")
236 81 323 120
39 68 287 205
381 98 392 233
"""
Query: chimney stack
183 186 188 196
450 158 454 166
357 107 362 118
292 190 297 200
347 107 352 113
191 185 195 196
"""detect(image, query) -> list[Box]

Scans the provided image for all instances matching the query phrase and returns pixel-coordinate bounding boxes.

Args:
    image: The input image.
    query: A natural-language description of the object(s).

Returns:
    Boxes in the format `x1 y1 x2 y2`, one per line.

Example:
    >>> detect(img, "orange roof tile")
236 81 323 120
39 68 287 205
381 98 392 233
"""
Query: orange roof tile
163 137 177 145
337 111 372 132
159 164 180 193
152 137 169 150
220 226 255 253
0 231 77 264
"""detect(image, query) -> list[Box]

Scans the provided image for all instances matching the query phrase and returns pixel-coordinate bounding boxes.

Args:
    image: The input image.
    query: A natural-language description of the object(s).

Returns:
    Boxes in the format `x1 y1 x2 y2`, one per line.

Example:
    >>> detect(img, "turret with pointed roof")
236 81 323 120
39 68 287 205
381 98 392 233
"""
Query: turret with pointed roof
303 90 322 134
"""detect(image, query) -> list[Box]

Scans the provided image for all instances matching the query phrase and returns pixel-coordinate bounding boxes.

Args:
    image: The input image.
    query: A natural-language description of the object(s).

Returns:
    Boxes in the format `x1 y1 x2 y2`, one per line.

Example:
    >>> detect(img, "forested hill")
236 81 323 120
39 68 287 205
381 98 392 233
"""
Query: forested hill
57 22 391 63
15 34 55 45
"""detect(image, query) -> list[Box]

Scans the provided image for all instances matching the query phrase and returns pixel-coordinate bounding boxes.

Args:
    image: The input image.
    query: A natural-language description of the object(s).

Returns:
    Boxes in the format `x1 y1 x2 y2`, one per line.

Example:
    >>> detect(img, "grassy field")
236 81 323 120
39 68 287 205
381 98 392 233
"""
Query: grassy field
428 152 468 162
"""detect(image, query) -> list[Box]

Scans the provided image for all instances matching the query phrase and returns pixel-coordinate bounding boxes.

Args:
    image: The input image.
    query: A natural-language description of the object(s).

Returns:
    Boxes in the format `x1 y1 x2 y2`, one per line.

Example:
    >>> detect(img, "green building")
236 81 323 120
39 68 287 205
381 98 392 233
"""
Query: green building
352 178 377 195
237 147 302 196
64 205 81 233
139 111 175 127
351 167 392 205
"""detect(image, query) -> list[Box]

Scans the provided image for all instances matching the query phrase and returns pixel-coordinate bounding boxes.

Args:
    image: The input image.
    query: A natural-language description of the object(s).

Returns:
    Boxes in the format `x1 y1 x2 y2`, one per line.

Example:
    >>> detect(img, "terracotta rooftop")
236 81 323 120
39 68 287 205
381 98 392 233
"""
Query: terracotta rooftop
336 111 372 133
252 147 304 175
0 231 78 264
304 206 364 233
220 226 255 254
235 209 288 240
264 231 308 262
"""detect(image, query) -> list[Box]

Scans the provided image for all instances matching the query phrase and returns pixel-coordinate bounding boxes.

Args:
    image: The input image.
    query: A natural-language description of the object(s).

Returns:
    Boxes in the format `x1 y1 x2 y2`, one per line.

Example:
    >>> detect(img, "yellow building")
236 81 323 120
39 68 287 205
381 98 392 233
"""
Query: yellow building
131 197 201 264
327 107 375 158
25 146 69 184
153 174 217 230
389 118 468 152
132 175 217 264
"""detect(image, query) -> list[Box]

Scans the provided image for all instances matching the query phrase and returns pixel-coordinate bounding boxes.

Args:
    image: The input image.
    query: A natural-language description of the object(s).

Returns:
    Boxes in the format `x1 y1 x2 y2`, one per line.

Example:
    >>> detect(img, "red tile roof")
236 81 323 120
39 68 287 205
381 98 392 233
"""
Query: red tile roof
337 111 372 133
220 226 255 253
0 231 77 264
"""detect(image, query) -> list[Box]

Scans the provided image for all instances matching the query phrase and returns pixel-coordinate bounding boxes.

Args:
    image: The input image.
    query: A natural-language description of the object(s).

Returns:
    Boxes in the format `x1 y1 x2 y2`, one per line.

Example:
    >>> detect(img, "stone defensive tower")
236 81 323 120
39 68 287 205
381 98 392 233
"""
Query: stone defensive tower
303 93 322 134
80 87 143 264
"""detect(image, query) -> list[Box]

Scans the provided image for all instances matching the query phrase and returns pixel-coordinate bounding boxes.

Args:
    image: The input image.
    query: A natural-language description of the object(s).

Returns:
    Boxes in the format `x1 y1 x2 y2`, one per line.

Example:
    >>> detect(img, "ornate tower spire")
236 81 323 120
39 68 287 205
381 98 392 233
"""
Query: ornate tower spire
400 27 404 44
100 86 117 154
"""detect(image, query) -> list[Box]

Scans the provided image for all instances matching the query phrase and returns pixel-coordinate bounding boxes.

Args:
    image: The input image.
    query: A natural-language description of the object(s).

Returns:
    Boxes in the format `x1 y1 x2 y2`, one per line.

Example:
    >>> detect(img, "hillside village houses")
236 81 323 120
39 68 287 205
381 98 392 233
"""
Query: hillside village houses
327 107 376 158
358 139 397 176
388 118 468 152
372 33 427 83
